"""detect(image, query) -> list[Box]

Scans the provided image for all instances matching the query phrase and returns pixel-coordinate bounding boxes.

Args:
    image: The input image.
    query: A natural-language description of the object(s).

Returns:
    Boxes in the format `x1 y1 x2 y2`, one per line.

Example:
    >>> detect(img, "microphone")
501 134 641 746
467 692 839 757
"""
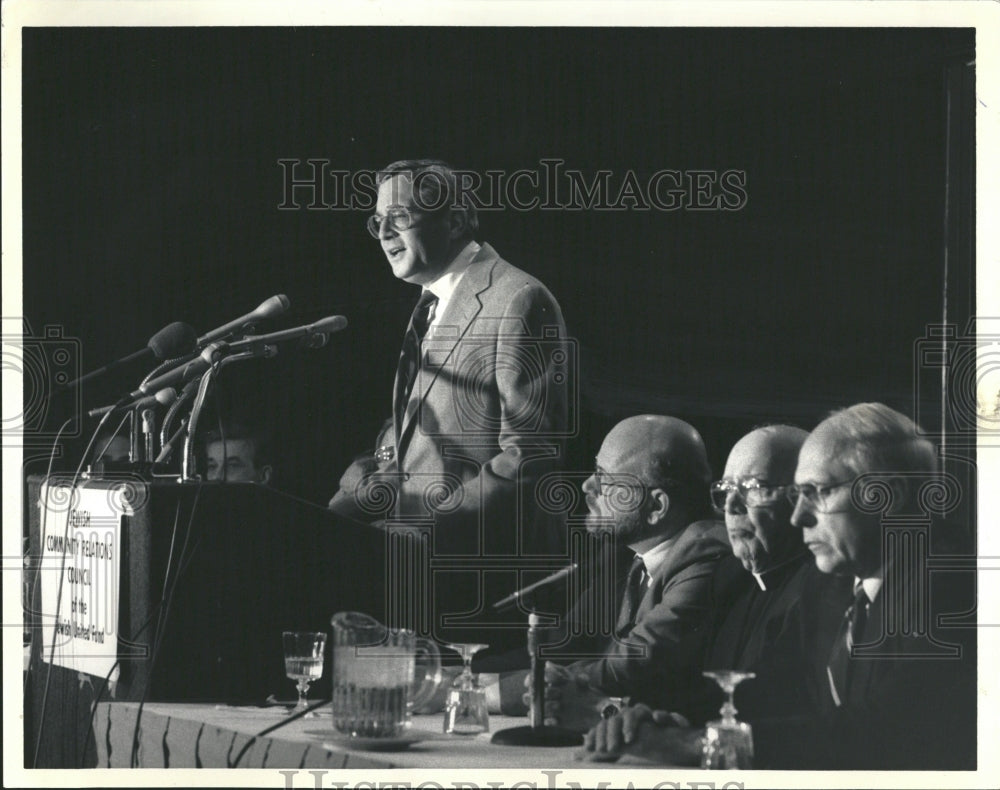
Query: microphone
66 321 197 388
197 294 290 347
492 564 578 611
125 343 223 401
148 322 199 359
226 315 348 353
88 387 177 419
123 316 339 406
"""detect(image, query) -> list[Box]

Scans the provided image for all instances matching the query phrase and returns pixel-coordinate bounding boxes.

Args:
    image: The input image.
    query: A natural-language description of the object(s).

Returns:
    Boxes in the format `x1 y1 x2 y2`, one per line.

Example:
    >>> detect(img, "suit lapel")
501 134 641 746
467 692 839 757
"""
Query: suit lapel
396 245 499 457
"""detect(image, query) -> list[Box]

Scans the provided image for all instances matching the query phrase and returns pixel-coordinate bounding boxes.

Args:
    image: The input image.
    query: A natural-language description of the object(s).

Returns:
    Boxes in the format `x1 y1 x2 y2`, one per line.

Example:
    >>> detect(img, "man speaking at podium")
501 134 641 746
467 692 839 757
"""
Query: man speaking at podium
329 160 570 652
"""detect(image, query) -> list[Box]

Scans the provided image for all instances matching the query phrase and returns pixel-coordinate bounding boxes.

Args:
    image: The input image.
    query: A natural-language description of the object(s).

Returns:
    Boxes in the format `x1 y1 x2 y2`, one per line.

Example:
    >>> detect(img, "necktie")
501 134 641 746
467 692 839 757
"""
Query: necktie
615 555 647 638
827 582 870 707
395 291 438 423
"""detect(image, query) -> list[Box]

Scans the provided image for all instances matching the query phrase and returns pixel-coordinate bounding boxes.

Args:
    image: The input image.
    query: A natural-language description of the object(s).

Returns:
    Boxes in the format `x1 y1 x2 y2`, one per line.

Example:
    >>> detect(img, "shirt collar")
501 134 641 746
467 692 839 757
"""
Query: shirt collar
751 549 809 591
857 575 883 603
633 531 681 580
425 240 480 303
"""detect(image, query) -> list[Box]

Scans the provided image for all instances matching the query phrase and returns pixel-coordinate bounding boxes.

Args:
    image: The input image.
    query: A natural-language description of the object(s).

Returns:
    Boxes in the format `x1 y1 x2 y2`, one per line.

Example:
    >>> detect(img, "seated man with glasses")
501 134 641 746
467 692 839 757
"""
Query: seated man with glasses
522 414 730 731
553 425 842 731
579 403 976 769
667 425 846 722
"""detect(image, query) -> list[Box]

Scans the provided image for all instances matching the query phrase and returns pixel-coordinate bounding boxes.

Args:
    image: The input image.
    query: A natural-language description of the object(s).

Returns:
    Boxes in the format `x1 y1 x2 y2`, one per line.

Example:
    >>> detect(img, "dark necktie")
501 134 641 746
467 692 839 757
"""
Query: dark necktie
615 555 647 638
395 291 438 423
827 582 870 707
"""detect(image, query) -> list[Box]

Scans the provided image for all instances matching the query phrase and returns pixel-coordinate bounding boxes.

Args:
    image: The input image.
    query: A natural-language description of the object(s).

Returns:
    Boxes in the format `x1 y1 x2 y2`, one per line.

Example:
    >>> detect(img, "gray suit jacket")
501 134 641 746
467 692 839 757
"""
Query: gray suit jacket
565 519 730 699
388 242 569 558
335 243 570 643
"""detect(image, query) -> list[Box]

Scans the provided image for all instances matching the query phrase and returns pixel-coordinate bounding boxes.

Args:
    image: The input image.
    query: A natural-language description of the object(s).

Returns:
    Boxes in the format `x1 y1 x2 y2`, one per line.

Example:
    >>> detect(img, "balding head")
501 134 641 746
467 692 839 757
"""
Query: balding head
721 425 808 572
584 415 713 548
602 414 713 491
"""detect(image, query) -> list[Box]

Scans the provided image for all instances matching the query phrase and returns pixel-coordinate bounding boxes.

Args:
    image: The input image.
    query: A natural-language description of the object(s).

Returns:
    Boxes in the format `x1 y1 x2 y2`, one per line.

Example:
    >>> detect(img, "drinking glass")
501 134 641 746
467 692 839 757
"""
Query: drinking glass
701 670 755 769
443 642 489 735
282 631 327 717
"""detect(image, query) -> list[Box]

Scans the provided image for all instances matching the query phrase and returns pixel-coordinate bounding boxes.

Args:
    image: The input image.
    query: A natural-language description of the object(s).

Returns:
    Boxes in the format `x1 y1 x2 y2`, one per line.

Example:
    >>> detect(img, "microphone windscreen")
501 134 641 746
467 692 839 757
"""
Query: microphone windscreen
255 294 291 319
154 387 178 406
313 315 349 334
148 322 198 359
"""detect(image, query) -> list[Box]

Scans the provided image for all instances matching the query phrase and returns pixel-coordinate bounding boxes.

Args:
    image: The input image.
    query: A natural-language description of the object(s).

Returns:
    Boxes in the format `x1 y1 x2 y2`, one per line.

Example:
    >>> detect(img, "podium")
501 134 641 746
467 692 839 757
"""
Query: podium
24 475 386 768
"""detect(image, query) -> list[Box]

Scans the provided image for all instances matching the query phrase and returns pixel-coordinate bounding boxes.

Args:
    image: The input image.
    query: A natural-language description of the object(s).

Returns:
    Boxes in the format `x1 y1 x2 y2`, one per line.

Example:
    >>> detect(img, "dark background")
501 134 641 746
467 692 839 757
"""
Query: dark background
21 27 976 505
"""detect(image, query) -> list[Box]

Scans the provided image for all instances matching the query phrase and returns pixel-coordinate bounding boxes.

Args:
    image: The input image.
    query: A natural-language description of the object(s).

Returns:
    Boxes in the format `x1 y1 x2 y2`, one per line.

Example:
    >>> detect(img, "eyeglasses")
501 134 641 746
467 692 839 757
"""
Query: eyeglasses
366 207 424 238
593 465 645 497
710 476 790 512
784 480 854 512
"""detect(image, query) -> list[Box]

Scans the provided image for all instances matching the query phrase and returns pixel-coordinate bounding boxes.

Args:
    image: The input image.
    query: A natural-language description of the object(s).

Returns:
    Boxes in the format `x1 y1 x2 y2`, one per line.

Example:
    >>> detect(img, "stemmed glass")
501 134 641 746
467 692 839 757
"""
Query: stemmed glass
701 670 755 769
443 642 489 735
282 631 327 718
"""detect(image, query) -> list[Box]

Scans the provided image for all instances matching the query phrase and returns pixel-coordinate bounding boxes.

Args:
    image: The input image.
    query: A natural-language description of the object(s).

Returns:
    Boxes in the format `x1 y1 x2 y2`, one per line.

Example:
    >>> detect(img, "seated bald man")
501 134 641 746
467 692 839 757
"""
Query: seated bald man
641 425 845 722
526 415 729 730
579 403 976 769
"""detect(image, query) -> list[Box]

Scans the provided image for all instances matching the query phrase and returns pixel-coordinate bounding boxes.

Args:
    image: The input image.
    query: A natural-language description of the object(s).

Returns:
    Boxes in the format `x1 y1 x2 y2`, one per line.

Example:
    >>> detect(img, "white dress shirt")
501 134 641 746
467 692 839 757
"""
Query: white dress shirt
423 240 481 329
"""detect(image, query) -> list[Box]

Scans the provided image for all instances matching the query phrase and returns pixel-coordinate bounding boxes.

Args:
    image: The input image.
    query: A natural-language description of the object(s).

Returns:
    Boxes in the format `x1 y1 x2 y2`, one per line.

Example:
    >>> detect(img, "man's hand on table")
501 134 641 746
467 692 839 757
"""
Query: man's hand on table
520 664 608 732
575 703 702 765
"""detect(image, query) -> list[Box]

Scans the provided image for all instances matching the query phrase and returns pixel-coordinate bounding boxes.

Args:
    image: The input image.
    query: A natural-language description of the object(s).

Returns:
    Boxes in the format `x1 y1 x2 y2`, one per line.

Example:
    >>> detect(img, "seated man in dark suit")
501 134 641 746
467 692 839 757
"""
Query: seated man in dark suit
579 403 976 769
660 424 845 724
521 414 729 730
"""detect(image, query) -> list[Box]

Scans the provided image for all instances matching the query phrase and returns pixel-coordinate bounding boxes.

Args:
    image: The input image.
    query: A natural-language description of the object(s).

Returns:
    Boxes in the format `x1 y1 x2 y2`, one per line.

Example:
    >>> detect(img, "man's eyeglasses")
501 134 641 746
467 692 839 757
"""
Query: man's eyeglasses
366 207 424 238
593 466 645 497
784 480 854 512
710 476 790 512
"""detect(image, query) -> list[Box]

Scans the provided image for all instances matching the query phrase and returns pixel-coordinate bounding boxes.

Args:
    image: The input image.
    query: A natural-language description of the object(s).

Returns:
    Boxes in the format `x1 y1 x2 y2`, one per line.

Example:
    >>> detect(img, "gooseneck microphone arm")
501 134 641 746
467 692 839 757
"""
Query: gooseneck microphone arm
179 348 271 482
159 378 201 448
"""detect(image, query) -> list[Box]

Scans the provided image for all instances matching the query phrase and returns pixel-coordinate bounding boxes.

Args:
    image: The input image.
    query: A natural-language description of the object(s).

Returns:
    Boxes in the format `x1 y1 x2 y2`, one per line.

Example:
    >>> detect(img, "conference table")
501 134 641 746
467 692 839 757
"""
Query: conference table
93 701 654 769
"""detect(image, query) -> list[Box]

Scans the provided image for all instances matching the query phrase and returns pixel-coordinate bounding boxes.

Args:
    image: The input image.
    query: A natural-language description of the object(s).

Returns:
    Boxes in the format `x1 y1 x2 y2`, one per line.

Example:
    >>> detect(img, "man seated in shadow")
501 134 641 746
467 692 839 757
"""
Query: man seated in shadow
91 428 131 473
204 420 274 485
579 403 976 770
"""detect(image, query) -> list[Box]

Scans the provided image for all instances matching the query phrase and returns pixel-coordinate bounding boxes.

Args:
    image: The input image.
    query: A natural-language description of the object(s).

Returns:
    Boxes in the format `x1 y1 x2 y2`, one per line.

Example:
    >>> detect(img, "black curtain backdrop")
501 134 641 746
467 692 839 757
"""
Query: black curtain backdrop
21 27 975 504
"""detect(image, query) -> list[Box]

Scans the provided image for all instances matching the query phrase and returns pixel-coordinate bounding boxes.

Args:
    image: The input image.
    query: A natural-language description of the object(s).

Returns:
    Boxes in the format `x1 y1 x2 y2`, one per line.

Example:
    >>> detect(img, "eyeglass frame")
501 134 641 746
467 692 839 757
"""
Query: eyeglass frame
709 476 791 512
593 463 687 499
593 465 643 497
784 479 855 513
366 205 435 239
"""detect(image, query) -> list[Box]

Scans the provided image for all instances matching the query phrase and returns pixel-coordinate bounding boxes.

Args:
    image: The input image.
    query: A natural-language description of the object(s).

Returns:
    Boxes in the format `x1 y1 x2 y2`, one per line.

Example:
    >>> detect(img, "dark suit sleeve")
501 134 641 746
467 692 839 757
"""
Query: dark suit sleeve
573 550 722 700
753 652 976 770
752 574 977 770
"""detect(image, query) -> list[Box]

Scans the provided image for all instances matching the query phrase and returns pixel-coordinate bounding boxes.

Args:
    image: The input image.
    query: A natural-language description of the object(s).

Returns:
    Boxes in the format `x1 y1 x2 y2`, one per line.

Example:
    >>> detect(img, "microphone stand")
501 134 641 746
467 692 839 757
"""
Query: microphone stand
490 612 582 747
180 348 269 482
